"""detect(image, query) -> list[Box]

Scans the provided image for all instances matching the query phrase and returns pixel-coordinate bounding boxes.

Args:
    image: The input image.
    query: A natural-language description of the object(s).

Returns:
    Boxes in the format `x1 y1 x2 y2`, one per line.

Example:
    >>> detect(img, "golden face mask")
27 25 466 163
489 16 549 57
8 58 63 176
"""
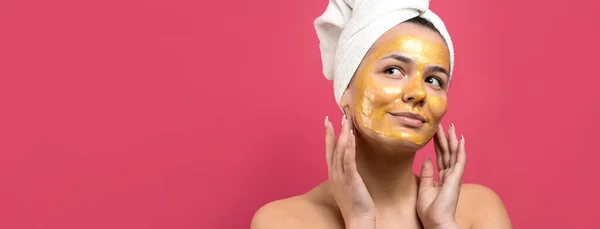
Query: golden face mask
347 31 451 147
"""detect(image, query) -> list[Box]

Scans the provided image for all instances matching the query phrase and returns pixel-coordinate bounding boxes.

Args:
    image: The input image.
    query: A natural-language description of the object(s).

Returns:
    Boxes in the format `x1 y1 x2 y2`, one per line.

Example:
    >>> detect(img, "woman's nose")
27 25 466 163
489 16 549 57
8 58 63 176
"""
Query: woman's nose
401 77 426 106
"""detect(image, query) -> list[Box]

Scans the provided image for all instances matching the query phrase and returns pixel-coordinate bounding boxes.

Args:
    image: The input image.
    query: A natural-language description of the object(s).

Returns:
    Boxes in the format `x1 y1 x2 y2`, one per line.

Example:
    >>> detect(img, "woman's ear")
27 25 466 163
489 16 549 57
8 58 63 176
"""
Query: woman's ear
340 73 359 119
340 89 353 118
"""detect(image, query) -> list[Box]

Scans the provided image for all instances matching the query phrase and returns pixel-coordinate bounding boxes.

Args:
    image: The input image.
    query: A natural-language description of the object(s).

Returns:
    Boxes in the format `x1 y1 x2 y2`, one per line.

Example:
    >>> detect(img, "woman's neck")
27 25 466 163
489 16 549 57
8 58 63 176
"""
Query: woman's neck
354 136 420 208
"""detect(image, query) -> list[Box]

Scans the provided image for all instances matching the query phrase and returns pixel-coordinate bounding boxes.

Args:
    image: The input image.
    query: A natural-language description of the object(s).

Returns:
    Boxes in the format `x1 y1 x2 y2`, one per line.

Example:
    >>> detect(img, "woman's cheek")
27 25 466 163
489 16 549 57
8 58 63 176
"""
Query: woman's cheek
352 81 377 132
427 95 448 123
352 77 405 137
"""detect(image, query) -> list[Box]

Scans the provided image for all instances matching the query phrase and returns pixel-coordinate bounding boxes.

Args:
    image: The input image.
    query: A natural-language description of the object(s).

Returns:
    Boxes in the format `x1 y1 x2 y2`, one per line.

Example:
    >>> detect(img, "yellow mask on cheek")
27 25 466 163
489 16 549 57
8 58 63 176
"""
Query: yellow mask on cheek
350 35 450 146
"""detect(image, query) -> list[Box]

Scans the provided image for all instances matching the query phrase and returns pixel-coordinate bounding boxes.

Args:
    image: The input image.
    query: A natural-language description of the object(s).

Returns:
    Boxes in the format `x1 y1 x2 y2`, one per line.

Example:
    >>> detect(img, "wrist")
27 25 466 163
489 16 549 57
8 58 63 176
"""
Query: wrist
426 221 461 229
345 216 376 229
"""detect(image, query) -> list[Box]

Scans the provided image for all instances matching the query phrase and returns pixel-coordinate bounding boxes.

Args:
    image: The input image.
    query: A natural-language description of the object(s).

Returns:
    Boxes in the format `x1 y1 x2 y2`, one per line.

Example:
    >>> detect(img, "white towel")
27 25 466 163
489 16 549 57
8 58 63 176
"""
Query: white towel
314 0 455 106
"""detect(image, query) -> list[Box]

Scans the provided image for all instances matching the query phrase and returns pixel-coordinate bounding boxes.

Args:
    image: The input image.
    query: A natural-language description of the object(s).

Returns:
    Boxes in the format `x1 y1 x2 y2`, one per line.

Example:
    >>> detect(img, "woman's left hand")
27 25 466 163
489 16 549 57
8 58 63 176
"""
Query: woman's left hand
416 124 466 229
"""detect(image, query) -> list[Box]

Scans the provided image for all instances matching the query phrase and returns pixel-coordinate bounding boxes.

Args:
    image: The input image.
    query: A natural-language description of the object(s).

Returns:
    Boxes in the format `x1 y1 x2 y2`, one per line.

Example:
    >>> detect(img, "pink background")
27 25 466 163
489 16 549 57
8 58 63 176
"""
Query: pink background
1 0 599 228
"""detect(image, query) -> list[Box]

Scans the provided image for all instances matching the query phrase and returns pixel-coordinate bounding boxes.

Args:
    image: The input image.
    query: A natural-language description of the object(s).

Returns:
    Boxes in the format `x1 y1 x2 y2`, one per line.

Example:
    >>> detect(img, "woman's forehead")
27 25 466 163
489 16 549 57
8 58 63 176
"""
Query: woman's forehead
366 24 450 69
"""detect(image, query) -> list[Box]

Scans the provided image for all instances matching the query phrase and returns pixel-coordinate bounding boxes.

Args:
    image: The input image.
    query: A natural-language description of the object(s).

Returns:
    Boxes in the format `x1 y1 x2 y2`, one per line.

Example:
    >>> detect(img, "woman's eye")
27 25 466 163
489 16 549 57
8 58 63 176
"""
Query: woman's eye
425 76 442 87
384 67 403 76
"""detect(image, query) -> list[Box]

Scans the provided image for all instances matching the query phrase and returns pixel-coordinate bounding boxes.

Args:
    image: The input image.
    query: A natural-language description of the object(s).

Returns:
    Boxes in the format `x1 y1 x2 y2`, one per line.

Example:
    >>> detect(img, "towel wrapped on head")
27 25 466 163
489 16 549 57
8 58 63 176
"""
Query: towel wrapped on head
314 0 455 106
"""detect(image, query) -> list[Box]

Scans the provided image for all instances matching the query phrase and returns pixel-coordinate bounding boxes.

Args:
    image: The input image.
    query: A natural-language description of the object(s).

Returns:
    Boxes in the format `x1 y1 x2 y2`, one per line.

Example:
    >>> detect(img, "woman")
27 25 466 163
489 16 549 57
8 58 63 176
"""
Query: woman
252 1 512 228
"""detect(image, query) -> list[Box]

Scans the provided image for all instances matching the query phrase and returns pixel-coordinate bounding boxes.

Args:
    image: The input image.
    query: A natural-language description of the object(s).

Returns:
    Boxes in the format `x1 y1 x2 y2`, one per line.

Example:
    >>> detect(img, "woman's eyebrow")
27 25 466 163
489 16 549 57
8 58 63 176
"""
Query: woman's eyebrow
429 66 449 76
379 54 449 76
380 54 414 65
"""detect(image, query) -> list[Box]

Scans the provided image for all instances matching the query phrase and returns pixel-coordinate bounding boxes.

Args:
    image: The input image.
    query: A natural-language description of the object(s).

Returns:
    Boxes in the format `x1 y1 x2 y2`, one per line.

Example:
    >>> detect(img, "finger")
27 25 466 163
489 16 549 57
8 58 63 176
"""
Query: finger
452 135 467 177
434 137 444 184
419 157 435 190
433 126 444 171
325 116 336 168
447 136 466 187
343 124 357 174
435 124 450 168
448 123 459 168
334 115 350 172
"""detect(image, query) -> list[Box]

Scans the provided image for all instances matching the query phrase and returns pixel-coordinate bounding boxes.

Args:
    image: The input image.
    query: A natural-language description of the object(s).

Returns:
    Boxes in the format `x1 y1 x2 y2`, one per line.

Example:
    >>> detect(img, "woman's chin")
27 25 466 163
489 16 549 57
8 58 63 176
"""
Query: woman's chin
384 137 428 151
360 129 431 152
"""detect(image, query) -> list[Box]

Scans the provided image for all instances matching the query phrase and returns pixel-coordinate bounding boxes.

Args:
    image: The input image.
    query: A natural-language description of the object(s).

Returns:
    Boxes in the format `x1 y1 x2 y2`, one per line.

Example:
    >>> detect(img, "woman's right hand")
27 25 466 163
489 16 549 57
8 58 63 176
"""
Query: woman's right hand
325 115 376 229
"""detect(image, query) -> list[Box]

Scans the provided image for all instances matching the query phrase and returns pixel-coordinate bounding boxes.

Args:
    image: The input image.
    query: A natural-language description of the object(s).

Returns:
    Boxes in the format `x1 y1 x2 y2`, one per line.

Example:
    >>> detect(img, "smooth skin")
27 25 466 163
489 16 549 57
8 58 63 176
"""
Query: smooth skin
251 22 512 229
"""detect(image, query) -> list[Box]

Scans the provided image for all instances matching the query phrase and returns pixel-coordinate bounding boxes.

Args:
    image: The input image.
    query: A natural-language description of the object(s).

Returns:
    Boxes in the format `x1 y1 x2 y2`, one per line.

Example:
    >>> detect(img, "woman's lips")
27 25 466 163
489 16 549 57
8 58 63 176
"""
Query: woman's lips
389 111 426 128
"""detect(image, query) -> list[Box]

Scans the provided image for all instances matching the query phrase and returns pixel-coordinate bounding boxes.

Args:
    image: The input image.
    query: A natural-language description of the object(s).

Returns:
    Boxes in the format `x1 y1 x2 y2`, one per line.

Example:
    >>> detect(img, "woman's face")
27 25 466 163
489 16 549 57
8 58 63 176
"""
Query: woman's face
341 22 451 150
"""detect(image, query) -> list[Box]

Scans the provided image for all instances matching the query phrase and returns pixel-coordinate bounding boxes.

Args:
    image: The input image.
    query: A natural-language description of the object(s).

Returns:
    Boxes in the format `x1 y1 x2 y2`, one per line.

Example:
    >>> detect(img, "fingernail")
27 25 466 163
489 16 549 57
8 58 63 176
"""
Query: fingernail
350 129 354 135
461 135 465 141
325 116 329 126
451 123 454 128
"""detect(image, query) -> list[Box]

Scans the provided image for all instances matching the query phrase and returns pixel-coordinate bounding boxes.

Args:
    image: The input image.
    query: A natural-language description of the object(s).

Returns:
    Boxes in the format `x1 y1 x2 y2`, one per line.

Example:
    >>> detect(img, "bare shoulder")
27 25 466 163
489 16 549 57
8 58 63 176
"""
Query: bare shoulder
250 196 309 229
250 184 341 229
457 184 513 229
